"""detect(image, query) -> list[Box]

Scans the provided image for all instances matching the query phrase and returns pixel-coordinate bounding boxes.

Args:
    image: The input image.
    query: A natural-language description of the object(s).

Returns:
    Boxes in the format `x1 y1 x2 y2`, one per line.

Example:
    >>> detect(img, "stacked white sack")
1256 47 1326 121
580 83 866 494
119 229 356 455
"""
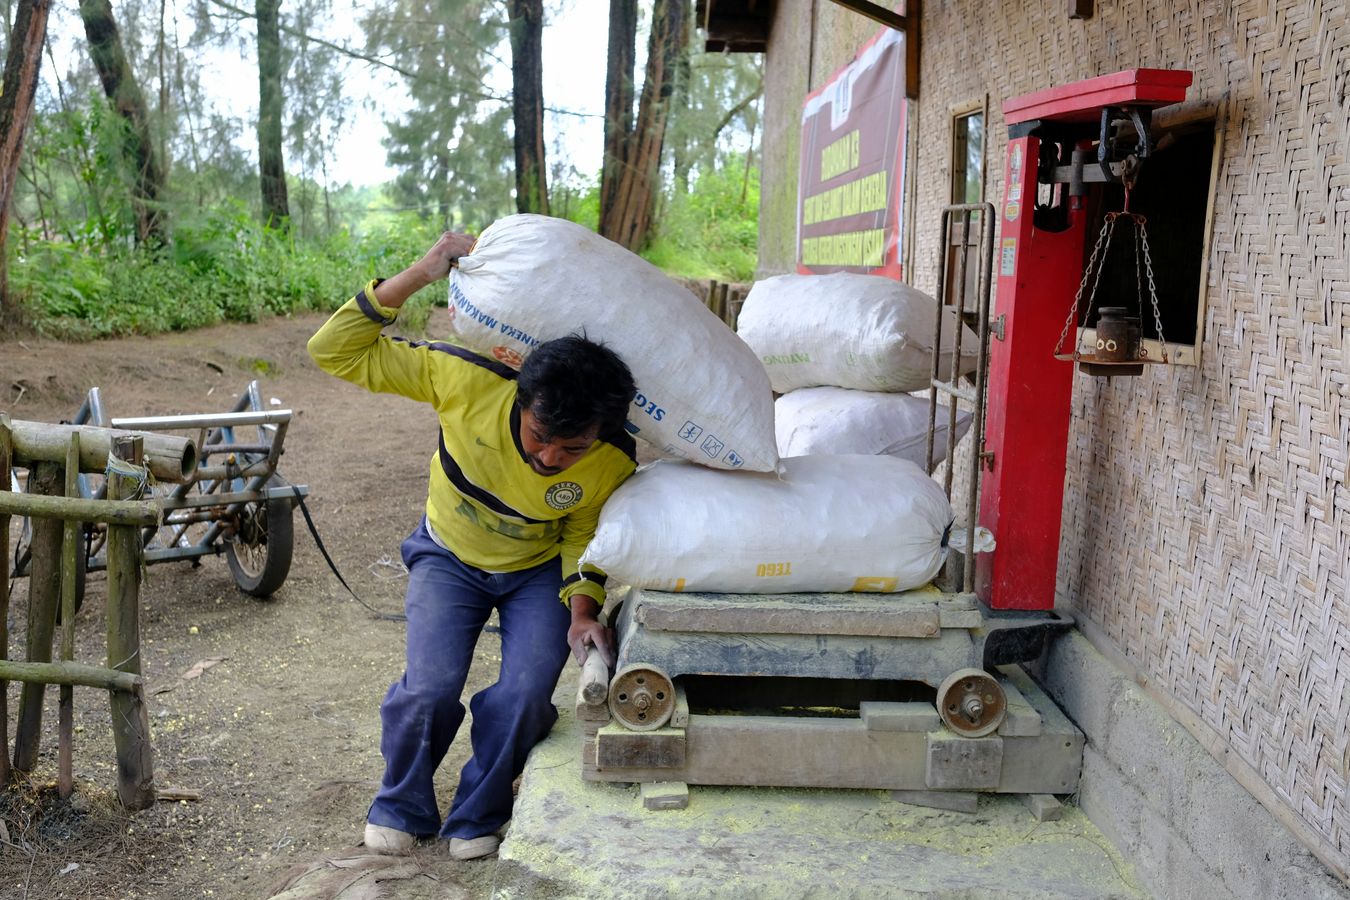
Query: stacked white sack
737 272 980 393
581 455 953 594
448 214 777 472
775 387 973 473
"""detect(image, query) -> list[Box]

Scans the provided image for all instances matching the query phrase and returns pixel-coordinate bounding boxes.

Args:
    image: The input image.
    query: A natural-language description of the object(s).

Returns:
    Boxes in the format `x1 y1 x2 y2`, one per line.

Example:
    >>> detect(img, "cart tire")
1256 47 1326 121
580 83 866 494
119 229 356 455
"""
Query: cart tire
225 479 294 598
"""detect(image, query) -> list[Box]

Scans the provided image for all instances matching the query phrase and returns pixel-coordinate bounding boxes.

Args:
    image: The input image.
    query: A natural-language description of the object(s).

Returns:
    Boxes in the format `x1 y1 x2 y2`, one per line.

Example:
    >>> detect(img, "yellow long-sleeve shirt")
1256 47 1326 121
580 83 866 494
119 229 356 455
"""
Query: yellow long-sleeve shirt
307 281 636 606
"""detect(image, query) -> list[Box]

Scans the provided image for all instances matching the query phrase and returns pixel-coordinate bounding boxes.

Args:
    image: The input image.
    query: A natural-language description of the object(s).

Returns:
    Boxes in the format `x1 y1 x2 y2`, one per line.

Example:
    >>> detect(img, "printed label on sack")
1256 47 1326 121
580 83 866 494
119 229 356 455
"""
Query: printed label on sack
679 420 703 443
449 281 541 348
756 562 793 577
632 392 666 422
851 576 898 592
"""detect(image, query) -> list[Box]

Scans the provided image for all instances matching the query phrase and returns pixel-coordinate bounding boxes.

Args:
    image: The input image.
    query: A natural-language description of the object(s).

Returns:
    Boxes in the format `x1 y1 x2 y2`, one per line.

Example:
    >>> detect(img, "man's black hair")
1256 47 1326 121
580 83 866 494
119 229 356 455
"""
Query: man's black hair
516 335 635 440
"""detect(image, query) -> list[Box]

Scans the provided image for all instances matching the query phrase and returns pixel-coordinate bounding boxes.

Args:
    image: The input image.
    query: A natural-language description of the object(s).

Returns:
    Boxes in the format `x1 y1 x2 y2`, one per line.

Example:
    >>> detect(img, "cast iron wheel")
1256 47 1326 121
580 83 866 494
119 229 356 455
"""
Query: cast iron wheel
224 478 294 598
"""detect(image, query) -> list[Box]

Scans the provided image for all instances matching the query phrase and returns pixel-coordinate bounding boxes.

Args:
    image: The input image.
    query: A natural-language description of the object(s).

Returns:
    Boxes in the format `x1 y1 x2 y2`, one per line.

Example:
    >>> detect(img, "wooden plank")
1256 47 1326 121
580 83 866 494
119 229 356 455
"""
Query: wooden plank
995 667 1043 737
641 782 689 811
1023 793 1064 821
13 461 62 773
106 437 156 810
595 725 686 769
860 701 940 733
582 713 1081 793
670 685 689 729
937 593 983 629
616 624 977 686
891 789 978 813
926 731 1003 790
634 590 944 639
994 667 1084 794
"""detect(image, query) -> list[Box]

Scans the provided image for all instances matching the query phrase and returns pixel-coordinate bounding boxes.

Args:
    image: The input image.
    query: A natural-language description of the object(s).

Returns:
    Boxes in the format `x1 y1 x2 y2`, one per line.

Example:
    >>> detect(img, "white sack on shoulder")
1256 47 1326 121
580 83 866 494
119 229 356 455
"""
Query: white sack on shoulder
581 455 953 594
775 387 973 473
737 272 980 393
448 215 777 472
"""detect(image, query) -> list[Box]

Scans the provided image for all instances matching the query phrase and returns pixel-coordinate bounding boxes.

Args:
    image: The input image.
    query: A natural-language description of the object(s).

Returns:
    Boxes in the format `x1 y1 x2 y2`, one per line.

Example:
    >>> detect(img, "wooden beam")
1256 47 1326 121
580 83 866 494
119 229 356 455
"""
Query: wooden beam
106 436 156 810
828 0 905 31
9 420 196 482
13 461 62 773
0 491 161 526
59 434 79 798
0 415 12 786
827 0 920 99
0 659 143 692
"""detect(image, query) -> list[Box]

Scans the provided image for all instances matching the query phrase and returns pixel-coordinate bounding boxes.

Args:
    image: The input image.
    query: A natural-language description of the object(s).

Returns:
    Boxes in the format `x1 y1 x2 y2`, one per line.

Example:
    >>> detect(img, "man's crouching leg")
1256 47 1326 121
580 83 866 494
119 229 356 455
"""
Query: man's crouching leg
365 523 494 852
442 556 571 858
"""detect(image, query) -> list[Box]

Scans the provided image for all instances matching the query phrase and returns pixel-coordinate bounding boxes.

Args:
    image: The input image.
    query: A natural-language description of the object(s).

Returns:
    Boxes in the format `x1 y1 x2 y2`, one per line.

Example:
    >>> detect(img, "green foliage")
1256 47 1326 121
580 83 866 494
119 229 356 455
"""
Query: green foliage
7 203 444 339
642 157 760 282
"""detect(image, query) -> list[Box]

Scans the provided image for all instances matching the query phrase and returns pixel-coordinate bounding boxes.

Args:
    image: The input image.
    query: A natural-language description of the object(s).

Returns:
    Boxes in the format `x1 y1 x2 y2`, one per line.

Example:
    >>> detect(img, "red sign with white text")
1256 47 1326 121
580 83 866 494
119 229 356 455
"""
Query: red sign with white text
797 27 907 279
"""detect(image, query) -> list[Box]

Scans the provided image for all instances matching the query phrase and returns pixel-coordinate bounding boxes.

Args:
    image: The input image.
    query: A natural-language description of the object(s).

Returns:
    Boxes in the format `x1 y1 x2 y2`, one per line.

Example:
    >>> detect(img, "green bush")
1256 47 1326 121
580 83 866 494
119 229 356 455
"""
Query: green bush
644 158 759 282
7 204 446 339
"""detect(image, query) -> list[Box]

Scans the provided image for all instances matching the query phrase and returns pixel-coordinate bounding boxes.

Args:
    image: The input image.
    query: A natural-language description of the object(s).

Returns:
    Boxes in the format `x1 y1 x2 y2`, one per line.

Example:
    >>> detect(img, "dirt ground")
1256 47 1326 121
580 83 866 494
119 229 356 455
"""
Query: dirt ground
1 310 539 898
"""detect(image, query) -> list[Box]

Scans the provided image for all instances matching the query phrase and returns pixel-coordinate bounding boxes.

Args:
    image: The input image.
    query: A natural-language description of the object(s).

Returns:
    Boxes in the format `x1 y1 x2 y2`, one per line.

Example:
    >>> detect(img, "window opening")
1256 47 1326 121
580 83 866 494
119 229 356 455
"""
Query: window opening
1076 118 1219 362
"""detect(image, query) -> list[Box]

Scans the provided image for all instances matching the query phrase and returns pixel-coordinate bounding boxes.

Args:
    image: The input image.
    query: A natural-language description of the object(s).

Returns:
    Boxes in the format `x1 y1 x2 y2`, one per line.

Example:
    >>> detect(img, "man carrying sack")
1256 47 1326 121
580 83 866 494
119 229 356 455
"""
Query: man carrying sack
308 231 636 860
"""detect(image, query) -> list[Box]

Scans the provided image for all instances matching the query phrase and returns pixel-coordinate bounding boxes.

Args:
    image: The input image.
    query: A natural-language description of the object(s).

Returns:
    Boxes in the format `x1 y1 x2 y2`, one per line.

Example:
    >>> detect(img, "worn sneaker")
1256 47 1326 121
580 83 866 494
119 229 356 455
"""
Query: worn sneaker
364 823 416 853
449 835 500 860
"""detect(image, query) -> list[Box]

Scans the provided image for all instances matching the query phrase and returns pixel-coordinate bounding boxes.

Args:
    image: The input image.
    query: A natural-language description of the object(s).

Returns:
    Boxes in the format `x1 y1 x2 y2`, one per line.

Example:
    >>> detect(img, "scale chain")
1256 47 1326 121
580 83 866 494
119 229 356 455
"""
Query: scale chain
1054 214 1117 358
1139 225 1169 362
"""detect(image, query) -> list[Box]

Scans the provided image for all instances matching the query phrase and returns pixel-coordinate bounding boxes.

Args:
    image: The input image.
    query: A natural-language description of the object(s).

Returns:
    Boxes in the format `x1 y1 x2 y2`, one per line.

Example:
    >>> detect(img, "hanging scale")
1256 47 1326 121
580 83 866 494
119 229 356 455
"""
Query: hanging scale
1052 158 1170 377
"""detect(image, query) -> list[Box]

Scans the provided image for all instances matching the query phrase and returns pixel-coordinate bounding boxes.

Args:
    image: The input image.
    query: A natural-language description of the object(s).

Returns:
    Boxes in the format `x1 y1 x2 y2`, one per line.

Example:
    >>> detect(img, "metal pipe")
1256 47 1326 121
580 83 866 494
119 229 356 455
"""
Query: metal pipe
110 409 292 431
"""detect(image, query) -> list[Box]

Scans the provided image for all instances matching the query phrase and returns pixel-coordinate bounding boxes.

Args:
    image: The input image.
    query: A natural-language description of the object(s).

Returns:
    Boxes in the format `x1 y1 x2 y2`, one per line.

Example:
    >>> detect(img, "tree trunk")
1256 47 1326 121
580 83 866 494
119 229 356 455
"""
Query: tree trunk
507 0 548 215
598 0 636 238
78 0 168 245
602 0 687 251
0 0 51 323
256 0 289 230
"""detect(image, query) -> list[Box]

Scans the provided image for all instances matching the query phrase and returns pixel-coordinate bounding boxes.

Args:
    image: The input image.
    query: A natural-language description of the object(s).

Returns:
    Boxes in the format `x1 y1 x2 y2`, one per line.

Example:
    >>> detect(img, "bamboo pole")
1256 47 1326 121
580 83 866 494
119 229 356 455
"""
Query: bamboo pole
13 460 62 772
0 660 141 692
59 433 79 798
0 491 160 525
10 419 196 482
105 436 156 809
0 414 11 786
577 647 610 707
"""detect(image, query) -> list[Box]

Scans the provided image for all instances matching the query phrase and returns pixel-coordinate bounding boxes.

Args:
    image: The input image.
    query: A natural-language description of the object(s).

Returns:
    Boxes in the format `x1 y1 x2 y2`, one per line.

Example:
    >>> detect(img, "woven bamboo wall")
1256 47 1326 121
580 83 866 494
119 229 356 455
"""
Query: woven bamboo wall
760 0 1350 876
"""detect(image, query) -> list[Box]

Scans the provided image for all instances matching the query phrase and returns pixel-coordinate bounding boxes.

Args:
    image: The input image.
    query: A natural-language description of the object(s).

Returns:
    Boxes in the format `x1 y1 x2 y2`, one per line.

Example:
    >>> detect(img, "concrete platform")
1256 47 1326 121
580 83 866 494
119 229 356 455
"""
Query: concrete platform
494 667 1144 900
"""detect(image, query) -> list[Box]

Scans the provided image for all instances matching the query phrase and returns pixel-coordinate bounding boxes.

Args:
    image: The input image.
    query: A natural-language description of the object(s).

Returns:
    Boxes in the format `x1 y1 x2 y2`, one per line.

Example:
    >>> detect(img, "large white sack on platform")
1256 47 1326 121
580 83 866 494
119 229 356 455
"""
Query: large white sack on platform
775 387 973 473
581 455 953 593
448 214 777 472
736 272 980 393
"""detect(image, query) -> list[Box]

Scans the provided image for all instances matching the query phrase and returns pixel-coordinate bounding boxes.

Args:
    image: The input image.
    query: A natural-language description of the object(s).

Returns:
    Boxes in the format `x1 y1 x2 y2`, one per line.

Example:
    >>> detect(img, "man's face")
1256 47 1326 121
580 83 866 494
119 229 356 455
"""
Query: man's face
518 405 598 476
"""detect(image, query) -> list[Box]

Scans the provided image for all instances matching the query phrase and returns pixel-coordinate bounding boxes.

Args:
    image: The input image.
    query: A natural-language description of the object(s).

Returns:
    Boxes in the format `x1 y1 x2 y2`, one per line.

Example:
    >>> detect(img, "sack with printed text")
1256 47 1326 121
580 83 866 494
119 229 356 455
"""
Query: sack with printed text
581 455 953 594
448 215 777 472
776 387 973 473
736 272 980 393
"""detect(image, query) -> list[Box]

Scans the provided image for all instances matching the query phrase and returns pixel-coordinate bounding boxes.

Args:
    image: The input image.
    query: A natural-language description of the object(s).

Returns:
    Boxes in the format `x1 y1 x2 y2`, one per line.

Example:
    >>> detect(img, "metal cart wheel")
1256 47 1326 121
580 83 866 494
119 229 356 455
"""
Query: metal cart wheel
224 476 294 598
608 664 676 731
10 471 88 615
936 667 1007 738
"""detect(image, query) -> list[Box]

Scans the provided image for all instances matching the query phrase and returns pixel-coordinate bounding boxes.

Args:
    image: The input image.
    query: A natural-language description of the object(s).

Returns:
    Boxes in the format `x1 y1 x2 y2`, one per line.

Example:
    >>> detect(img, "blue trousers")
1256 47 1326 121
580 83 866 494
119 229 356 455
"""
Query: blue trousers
366 522 571 840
